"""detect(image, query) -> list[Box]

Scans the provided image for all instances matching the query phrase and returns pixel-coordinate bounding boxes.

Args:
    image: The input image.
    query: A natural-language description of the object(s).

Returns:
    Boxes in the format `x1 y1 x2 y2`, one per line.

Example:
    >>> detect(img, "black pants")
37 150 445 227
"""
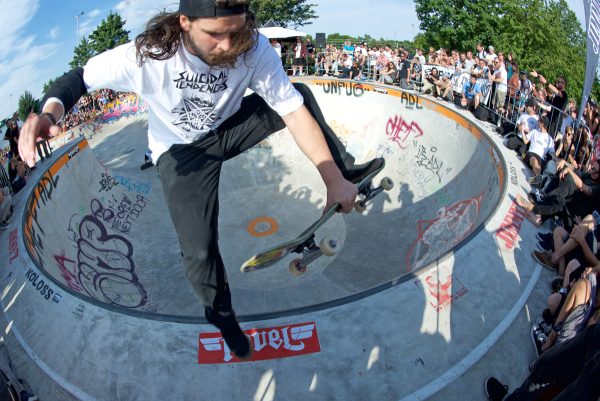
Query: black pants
533 174 578 220
505 323 600 401
156 83 353 311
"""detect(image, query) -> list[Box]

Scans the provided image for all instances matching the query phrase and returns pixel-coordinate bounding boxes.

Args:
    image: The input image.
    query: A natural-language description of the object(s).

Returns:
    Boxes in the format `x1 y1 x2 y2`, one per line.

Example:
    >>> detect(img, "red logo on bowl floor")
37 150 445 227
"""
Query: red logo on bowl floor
198 322 321 364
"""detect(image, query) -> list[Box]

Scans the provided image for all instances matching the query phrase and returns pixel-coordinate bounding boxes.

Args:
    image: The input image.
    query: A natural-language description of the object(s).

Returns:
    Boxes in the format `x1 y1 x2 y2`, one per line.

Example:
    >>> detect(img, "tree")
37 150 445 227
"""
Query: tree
414 0 587 104
87 12 130 55
18 91 40 121
69 11 130 69
414 0 507 51
69 37 95 69
42 78 58 97
250 0 317 28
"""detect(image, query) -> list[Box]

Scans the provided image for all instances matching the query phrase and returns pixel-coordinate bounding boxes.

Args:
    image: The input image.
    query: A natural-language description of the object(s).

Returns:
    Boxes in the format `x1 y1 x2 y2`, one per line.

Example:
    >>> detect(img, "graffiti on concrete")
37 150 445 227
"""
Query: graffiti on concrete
406 193 483 270
386 115 423 149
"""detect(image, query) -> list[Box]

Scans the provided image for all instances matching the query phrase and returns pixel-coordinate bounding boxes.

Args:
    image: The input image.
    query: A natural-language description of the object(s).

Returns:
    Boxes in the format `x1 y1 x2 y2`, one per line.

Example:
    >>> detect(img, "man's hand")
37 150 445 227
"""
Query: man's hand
324 177 358 214
18 112 61 167
559 166 571 180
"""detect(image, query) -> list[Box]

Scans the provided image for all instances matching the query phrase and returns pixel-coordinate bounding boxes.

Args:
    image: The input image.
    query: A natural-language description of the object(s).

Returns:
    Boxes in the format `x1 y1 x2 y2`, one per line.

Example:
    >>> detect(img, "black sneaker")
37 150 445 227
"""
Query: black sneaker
536 237 553 252
140 161 154 170
343 157 384 184
536 232 552 243
485 377 508 401
205 307 253 360
0 221 9 230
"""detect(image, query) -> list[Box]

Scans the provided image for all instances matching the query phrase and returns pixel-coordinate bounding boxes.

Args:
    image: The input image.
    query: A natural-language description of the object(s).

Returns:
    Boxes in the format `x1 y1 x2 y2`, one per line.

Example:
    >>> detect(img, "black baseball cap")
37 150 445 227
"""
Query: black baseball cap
179 0 249 17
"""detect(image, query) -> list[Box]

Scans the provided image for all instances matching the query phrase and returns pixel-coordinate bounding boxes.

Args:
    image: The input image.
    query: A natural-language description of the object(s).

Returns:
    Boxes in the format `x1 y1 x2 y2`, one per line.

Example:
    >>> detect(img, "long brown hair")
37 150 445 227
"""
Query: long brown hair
135 1 258 68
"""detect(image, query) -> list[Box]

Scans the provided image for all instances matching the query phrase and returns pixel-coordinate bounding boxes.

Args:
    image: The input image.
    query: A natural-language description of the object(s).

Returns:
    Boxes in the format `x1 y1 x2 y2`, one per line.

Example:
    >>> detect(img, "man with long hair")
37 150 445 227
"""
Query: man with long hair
18 0 381 359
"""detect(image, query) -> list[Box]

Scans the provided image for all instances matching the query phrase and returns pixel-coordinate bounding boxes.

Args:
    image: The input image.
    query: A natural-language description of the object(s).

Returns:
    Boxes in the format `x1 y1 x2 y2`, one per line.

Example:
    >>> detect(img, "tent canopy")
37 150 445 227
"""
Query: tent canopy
259 26 306 39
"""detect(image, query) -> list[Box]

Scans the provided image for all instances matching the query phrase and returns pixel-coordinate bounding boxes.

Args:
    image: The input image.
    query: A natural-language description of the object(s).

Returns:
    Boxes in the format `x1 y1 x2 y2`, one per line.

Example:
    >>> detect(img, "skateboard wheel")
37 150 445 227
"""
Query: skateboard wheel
381 177 394 191
319 237 338 256
354 200 367 213
289 259 307 276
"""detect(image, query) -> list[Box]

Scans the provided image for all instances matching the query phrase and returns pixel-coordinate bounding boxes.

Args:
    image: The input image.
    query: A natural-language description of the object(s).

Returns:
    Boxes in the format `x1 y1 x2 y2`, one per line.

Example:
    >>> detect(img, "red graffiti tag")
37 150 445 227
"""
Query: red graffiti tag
8 228 18 264
386 115 424 149
54 253 83 292
495 201 526 250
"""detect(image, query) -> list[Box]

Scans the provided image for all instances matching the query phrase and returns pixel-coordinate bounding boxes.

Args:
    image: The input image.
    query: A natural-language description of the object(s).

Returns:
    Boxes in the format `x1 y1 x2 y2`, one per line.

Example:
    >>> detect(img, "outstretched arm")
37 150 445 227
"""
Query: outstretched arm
18 68 88 167
282 105 357 213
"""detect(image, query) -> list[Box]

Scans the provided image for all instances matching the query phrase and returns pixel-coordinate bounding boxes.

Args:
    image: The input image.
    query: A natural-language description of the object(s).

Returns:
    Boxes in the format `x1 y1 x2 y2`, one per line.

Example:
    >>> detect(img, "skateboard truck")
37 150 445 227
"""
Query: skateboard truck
288 236 339 275
354 177 394 213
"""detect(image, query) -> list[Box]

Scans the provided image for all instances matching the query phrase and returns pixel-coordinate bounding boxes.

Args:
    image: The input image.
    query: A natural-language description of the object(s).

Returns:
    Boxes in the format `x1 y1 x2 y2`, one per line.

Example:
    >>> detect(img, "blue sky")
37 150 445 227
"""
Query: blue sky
0 0 586 120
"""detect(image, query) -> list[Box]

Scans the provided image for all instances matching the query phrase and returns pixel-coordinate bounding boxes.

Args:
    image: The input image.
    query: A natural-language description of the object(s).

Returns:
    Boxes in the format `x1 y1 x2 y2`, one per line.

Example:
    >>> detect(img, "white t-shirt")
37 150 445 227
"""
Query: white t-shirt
272 42 282 58
494 66 508 91
526 129 554 159
83 34 303 162
518 113 540 133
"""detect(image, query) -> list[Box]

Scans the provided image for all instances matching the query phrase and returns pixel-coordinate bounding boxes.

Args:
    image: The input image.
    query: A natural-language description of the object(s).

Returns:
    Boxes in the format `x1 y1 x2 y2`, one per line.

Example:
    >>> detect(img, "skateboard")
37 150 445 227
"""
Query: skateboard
240 161 393 275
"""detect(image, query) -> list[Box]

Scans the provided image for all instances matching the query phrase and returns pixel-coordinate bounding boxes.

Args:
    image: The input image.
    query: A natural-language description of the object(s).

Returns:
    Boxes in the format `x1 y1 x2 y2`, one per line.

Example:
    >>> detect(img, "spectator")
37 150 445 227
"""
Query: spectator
475 42 487 60
461 74 483 111
490 59 508 113
396 52 412 89
409 56 423 87
464 51 476 72
532 71 569 136
534 213 598 275
485 45 498 64
8 155 26 194
378 61 397 84
0 186 13 230
3 120 19 159
473 58 489 79
416 48 426 65
520 115 555 177
516 158 600 229
292 37 307 76
270 39 281 58
422 67 441 96
556 126 578 167
485 321 600 401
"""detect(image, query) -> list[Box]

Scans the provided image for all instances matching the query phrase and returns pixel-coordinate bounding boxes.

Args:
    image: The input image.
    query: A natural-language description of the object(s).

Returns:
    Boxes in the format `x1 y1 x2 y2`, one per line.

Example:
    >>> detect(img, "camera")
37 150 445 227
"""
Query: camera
533 326 547 344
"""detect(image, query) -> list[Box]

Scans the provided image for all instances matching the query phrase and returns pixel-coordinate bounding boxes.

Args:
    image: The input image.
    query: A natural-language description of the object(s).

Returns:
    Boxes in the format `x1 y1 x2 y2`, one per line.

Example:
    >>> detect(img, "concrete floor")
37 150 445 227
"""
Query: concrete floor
0 79 556 400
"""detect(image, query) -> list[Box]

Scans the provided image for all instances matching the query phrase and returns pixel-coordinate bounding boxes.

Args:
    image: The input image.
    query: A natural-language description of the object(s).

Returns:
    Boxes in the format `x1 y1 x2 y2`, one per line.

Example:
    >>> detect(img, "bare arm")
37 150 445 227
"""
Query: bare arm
282 105 357 213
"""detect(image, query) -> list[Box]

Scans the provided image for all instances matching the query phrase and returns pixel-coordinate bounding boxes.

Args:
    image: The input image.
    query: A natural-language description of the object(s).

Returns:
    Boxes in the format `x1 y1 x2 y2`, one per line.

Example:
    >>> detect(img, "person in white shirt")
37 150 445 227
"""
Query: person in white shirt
18 0 381 360
270 39 281 58
490 59 508 112
522 115 554 176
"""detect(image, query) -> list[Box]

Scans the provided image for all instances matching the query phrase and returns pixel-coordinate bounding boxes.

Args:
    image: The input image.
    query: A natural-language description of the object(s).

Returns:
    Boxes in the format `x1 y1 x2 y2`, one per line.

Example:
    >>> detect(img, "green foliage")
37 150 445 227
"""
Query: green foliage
69 11 130 69
42 78 58 97
18 91 40 121
415 0 589 105
251 0 317 28
69 37 95 69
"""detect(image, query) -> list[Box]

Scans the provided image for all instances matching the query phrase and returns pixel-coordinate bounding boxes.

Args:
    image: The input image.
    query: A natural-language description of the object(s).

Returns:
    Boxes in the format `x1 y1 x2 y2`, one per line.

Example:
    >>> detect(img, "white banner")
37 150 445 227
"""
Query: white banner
451 72 493 105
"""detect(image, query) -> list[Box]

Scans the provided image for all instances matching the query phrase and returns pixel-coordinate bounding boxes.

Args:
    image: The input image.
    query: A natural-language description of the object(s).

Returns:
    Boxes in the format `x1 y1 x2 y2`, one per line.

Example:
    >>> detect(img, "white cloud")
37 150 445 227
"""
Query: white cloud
0 0 61 118
115 0 178 36
49 26 60 39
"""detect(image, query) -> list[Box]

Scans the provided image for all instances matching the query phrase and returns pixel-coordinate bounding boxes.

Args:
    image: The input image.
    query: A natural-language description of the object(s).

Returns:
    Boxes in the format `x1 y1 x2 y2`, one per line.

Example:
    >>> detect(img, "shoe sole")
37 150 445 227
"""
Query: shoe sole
531 251 556 271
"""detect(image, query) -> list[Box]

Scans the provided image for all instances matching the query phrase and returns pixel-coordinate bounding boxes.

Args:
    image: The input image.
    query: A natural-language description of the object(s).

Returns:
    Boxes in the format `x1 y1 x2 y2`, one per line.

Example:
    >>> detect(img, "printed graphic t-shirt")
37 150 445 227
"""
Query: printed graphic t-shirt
83 34 303 162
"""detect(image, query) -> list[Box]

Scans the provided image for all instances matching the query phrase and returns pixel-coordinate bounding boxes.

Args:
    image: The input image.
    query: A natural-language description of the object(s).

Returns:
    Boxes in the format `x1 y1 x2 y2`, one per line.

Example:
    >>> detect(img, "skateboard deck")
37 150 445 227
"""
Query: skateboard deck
241 160 393 275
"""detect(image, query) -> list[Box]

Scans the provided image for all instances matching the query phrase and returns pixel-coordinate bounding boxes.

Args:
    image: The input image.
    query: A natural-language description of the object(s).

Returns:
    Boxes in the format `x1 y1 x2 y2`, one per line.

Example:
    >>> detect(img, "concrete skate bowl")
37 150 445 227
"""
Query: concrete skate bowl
21 79 506 321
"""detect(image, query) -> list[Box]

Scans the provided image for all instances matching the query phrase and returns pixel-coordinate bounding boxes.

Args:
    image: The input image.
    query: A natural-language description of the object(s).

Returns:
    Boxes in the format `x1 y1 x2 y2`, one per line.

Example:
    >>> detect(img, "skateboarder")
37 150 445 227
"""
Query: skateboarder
18 0 381 359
